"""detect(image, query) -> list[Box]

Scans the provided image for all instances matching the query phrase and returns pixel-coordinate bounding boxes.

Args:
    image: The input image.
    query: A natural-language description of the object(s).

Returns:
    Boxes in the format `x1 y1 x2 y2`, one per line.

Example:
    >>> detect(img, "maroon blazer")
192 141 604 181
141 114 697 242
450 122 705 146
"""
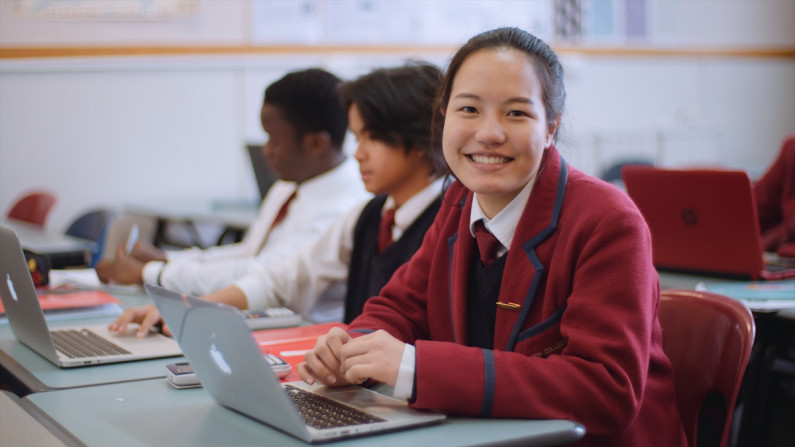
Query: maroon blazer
755 133 795 256
350 147 686 446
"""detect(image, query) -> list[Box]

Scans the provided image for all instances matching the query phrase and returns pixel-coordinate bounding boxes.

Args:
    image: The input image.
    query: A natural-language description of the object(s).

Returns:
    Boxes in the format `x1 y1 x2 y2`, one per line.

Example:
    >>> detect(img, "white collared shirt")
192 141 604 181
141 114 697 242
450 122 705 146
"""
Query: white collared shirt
382 177 445 243
142 157 370 296
469 175 537 258
235 177 446 319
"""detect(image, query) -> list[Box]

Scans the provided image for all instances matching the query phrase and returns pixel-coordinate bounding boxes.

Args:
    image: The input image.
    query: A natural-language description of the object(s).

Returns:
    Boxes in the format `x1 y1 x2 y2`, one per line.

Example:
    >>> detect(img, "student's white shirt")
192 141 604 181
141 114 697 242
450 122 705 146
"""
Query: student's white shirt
468 174 536 256
393 177 536 399
141 157 370 296
235 178 445 321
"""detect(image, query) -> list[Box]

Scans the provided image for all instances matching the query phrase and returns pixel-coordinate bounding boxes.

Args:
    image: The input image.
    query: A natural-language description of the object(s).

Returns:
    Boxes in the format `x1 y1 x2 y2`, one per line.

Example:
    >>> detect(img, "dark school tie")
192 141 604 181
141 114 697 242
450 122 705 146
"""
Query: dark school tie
377 208 396 253
474 220 502 266
257 190 297 253
270 190 297 230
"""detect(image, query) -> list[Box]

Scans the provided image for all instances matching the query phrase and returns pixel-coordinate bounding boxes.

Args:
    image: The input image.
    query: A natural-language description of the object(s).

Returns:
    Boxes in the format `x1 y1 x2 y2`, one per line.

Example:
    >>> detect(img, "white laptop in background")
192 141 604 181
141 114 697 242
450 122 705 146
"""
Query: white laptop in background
0 225 181 368
146 284 446 443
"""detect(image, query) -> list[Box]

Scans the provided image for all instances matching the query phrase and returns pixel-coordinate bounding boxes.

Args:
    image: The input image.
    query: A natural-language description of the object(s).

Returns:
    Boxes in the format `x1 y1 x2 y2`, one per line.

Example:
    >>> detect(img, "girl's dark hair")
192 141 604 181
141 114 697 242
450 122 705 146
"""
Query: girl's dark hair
338 60 447 176
264 68 348 149
433 27 566 146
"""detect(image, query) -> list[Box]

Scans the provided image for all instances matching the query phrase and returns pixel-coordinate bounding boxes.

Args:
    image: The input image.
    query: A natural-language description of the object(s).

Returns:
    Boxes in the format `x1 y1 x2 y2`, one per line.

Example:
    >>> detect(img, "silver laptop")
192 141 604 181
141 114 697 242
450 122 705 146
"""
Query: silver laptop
145 284 445 443
0 225 182 368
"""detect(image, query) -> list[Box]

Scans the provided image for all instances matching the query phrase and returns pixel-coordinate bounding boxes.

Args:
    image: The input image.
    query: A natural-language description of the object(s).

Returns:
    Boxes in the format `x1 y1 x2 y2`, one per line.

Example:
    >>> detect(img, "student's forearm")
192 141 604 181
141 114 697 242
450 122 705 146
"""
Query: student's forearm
202 285 249 310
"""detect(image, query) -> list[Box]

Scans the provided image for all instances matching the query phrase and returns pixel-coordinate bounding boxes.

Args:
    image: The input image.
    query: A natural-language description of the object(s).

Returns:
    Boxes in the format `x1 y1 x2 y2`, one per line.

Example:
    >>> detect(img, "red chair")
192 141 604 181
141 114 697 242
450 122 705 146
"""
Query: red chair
658 290 755 447
6 191 57 228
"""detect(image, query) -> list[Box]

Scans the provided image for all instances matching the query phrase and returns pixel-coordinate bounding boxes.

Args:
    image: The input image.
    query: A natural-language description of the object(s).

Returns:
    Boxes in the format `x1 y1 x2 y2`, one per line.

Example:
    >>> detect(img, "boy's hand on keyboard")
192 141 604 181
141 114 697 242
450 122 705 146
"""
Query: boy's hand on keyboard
108 304 171 338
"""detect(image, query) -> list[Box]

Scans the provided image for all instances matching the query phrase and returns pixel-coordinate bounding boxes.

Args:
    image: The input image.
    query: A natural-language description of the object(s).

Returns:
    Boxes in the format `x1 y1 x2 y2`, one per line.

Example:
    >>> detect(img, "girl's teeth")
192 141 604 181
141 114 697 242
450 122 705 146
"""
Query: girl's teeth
471 154 509 164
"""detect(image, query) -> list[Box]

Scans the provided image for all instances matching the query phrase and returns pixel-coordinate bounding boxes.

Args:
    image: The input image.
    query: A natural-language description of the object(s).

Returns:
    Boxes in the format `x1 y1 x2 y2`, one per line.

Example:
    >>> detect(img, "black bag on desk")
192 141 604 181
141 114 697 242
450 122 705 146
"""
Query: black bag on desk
23 249 50 286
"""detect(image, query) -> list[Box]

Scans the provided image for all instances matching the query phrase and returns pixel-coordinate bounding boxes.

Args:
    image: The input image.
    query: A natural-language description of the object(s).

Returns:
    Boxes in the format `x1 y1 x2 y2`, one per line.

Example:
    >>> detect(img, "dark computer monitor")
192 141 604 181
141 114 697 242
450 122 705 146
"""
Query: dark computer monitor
246 144 277 200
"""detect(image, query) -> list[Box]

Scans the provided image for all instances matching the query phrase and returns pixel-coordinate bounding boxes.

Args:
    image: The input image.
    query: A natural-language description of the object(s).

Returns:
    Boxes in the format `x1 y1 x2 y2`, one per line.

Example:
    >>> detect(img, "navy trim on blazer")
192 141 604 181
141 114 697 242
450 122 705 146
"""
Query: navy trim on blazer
446 195 468 343
516 302 568 343
505 158 569 352
480 348 496 416
447 233 458 344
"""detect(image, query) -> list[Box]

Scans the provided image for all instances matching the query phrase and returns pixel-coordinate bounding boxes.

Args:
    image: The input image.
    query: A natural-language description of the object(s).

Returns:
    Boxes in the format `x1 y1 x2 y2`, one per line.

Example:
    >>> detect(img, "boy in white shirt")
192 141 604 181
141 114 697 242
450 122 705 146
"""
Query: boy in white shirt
109 61 446 335
97 68 369 300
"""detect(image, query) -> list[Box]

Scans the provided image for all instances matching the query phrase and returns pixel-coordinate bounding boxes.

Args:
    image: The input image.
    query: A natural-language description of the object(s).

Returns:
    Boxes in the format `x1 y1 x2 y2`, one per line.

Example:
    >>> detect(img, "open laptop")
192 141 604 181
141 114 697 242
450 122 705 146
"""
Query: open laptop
145 284 445 443
0 225 182 367
622 166 795 280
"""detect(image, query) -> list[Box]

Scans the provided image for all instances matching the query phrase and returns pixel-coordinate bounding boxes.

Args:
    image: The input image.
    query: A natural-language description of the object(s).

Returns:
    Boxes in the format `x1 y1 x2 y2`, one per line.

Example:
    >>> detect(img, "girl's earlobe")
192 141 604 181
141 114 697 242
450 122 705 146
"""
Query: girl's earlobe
544 132 553 148
546 119 560 147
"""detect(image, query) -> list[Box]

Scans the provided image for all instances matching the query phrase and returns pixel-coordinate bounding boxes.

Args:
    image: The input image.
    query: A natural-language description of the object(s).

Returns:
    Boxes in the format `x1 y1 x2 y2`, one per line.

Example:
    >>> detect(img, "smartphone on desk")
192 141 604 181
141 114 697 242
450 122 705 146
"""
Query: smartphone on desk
264 353 292 378
166 362 201 389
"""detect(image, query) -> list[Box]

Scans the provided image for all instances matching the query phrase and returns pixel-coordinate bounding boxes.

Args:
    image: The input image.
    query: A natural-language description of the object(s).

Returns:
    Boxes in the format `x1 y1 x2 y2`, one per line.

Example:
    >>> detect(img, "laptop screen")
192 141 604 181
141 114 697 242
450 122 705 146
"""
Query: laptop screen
622 166 765 279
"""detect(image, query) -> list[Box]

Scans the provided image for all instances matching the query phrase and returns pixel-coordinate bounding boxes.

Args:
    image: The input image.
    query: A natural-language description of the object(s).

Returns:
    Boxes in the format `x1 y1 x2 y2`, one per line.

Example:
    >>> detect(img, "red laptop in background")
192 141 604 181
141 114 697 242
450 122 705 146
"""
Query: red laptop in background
622 166 795 280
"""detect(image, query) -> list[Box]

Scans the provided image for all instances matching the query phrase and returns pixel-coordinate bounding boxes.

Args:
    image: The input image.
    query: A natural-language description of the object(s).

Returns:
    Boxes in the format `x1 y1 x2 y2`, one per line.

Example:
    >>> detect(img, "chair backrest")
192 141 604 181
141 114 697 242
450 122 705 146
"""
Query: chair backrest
65 209 116 241
6 191 57 227
658 290 755 447
65 209 118 267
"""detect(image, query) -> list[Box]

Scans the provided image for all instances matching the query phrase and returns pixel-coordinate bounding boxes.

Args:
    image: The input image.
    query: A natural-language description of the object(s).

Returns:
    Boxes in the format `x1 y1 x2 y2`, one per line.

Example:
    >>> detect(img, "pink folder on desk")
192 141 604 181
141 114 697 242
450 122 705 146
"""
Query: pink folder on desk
0 284 121 315
622 166 795 280
252 322 348 382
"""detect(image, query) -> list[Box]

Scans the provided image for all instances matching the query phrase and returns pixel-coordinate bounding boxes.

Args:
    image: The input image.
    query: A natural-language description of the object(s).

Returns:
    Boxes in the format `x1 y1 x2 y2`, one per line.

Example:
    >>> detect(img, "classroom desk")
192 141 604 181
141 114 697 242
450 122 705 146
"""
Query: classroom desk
123 199 258 248
22 378 585 447
657 270 709 290
0 287 184 396
658 270 795 312
0 390 71 447
2 219 95 261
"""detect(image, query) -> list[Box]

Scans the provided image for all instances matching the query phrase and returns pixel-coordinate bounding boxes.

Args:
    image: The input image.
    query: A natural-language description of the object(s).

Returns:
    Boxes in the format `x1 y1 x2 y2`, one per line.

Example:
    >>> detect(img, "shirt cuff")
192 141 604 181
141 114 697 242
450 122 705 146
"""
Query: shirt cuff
392 343 416 399
233 275 264 310
141 261 166 285
162 247 200 262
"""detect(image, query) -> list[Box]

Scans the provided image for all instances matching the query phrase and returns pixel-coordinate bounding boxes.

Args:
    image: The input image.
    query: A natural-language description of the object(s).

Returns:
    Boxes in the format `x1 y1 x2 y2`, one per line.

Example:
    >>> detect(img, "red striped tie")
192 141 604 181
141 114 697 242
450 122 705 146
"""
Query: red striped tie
270 191 297 230
377 208 396 253
257 190 297 253
474 220 502 266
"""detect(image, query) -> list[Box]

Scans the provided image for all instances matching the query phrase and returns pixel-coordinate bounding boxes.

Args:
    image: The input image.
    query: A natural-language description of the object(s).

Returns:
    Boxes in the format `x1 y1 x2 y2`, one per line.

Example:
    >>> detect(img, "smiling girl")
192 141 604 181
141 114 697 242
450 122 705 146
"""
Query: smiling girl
298 27 685 446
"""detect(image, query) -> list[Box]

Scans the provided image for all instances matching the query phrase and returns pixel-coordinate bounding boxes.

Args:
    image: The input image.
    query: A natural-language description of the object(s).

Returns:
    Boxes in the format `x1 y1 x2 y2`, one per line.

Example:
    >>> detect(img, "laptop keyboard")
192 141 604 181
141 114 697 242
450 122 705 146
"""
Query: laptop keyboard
283 384 386 429
50 329 131 358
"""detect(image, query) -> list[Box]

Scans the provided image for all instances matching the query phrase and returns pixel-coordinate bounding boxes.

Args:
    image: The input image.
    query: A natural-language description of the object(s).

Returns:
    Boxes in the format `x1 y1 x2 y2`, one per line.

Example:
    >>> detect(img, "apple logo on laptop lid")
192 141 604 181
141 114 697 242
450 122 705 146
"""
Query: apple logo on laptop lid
210 343 232 375
5 273 19 302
